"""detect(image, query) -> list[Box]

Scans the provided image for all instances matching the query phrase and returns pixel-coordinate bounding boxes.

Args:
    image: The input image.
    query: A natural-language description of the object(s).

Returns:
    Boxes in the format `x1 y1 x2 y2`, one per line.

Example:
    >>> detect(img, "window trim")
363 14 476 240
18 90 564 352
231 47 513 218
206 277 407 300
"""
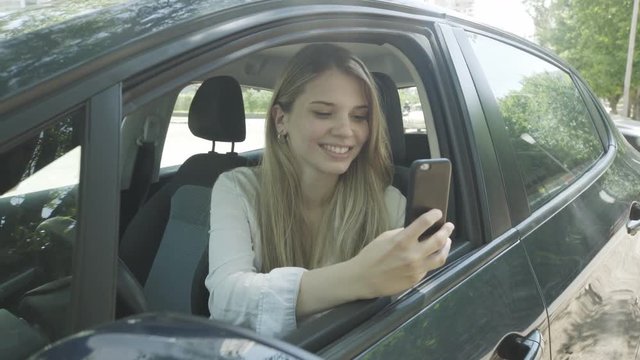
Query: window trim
437 24 510 240
71 85 121 331
453 28 530 225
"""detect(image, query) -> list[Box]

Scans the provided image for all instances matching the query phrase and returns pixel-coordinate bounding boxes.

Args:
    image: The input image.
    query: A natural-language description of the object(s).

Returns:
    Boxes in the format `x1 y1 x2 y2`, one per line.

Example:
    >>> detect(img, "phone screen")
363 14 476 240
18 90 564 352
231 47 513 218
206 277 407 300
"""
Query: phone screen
404 159 451 240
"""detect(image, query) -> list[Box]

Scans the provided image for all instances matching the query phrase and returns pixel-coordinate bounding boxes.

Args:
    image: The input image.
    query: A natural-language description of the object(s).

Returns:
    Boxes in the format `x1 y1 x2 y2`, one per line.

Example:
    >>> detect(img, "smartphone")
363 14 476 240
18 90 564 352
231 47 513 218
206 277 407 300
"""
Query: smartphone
404 158 452 240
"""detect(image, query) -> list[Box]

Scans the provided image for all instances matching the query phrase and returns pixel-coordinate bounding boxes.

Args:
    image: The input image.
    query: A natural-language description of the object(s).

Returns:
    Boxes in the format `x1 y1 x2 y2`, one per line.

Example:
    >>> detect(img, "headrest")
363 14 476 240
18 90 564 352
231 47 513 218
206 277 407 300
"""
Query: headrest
188 76 246 143
372 72 406 164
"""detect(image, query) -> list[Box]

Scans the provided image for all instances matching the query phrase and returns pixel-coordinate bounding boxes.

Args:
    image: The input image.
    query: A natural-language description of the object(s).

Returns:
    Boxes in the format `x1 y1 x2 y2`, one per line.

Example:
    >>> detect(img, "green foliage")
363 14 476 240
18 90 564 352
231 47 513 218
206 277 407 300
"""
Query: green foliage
500 71 601 165
242 87 272 115
498 71 603 207
398 87 420 107
525 0 640 107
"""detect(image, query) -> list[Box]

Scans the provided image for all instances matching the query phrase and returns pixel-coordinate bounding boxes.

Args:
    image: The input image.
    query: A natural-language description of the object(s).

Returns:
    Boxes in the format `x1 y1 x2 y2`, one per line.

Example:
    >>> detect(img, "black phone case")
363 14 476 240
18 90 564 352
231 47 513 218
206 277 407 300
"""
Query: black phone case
404 158 452 240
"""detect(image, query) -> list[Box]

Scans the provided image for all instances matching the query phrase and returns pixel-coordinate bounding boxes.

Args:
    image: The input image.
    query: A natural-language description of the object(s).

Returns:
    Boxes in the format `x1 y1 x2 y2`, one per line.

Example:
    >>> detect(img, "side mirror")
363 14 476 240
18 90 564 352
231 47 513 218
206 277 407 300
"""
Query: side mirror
31 313 321 360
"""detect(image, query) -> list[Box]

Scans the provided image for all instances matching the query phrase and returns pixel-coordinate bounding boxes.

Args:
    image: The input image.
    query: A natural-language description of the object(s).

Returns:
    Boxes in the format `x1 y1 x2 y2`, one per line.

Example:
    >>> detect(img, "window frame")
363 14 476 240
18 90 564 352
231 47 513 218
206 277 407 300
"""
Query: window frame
0 84 121 344
120 11 490 355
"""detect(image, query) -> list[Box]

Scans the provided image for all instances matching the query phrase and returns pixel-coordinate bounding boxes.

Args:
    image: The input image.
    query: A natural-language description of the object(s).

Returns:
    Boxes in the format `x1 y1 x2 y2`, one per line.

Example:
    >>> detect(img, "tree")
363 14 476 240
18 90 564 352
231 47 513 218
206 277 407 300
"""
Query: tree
525 0 640 116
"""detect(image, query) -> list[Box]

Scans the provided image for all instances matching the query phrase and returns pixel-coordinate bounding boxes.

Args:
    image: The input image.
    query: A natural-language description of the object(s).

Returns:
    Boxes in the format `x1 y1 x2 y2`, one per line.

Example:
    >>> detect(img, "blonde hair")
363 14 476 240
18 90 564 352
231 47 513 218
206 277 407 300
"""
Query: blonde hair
258 43 393 272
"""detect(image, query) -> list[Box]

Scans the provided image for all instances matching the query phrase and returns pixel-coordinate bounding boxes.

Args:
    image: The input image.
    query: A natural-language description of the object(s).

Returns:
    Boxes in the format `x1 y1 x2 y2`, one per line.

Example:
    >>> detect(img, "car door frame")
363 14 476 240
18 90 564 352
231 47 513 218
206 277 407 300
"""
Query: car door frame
450 19 632 360
2 86 121 333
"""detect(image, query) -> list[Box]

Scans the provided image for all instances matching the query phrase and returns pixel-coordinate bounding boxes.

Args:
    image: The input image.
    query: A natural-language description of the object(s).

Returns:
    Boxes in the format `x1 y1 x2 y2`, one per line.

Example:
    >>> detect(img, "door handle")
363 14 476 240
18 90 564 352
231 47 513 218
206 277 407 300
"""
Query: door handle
628 202 640 235
494 329 543 360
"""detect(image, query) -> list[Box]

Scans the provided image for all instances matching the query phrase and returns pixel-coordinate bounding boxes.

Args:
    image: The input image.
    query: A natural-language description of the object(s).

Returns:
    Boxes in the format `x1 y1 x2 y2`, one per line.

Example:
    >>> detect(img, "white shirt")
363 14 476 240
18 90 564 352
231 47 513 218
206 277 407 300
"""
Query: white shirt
206 166 406 338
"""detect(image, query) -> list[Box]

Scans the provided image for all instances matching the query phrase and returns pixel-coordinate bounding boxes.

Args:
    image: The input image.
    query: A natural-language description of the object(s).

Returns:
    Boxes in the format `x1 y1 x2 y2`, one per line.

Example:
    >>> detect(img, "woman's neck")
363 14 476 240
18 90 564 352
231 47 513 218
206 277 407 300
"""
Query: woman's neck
299 172 338 210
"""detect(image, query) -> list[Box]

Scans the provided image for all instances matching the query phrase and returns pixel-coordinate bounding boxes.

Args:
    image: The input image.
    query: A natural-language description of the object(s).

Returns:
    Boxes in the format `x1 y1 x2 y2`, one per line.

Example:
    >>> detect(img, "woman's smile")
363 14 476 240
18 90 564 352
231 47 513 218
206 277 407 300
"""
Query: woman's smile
320 144 353 156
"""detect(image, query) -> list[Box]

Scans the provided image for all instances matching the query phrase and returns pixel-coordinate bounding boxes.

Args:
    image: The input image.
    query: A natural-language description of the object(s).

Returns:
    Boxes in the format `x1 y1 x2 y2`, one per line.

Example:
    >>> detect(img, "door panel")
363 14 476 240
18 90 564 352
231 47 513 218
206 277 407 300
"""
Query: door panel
360 239 547 359
521 154 640 359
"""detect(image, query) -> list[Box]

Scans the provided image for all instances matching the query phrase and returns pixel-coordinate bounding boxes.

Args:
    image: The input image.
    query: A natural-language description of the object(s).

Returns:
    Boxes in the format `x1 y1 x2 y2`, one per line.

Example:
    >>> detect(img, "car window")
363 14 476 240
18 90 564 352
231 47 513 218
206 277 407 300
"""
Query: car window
399 86 426 133
467 33 604 210
161 83 271 168
0 108 84 356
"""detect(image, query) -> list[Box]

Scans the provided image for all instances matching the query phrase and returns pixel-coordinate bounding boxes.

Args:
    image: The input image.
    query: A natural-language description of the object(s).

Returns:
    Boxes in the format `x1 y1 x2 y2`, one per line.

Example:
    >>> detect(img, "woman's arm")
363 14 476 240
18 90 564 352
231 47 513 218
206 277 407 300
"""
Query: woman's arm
207 170 306 338
296 210 453 318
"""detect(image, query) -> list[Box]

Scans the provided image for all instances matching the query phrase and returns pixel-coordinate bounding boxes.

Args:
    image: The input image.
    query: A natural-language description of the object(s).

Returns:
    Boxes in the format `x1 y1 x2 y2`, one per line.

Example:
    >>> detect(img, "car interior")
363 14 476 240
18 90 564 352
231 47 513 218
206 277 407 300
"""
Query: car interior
1 36 471 356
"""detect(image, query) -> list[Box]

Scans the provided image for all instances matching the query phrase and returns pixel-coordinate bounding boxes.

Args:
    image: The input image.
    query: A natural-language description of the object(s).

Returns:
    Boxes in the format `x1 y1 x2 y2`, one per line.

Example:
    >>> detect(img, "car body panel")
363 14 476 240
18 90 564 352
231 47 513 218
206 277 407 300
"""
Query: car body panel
359 239 547 360
522 151 640 359
453 21 640 360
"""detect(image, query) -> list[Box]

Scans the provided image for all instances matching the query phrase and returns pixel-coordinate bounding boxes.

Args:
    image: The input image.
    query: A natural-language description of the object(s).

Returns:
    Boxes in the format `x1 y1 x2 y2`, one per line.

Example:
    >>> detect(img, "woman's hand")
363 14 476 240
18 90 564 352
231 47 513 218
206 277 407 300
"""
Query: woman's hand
296 209 452 318
348 209 454 299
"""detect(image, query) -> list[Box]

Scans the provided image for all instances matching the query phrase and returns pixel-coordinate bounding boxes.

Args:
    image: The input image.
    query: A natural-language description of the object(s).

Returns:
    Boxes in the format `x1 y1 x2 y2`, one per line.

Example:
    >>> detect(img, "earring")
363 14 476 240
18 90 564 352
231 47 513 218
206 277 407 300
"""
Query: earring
277 131 287 144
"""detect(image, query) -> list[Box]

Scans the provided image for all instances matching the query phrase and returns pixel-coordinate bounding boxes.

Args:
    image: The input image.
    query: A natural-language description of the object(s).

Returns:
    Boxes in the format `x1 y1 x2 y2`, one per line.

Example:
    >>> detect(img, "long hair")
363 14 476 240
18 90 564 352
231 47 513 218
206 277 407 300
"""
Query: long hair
258 43 393 272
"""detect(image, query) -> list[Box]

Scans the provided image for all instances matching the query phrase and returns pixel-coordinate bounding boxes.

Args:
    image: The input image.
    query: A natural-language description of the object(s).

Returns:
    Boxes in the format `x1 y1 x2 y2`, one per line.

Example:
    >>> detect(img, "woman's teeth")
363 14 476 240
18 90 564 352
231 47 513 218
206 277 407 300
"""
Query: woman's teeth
322 145 350 154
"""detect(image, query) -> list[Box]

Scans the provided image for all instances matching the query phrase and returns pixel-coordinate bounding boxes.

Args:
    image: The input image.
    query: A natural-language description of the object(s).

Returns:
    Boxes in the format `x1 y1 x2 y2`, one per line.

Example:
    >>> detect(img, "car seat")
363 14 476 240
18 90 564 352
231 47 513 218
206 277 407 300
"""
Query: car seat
119 76 248 313
372 72 410 195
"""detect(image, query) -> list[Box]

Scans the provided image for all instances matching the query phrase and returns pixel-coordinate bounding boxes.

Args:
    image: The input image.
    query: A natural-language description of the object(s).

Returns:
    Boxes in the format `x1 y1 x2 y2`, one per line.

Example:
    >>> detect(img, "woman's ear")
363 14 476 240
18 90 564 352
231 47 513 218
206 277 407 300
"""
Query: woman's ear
272 104 287 134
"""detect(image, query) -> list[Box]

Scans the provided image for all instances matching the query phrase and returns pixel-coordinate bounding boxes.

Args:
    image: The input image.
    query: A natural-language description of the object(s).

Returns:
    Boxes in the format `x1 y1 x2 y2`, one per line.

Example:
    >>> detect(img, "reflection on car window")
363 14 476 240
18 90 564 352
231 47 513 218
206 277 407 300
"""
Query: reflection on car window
0 108 83 354
468 33 603 210
161 83 271 168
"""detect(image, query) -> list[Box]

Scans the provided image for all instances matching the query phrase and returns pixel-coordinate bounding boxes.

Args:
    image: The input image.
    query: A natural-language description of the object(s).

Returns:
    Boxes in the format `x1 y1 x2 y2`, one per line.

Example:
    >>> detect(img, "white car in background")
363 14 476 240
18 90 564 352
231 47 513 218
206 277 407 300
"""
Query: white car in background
611 114 640 151
403 104 426 132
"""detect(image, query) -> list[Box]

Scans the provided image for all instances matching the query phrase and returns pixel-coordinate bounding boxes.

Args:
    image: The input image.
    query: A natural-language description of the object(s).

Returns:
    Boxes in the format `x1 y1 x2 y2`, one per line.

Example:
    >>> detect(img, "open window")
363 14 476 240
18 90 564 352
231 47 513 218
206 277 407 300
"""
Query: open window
117 22 482 356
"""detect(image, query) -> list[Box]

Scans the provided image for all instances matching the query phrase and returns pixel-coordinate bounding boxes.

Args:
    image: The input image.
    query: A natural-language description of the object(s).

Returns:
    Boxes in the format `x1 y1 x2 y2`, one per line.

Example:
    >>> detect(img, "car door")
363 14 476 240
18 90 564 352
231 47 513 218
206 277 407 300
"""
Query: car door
1 86 120 359
315 21 549 360
455 25 640 359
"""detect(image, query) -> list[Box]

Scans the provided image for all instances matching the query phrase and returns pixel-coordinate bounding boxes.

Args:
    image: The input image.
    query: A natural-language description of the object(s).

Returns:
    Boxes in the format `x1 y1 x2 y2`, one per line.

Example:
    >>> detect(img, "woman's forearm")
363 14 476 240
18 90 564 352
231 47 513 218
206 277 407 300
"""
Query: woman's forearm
295 259 367 318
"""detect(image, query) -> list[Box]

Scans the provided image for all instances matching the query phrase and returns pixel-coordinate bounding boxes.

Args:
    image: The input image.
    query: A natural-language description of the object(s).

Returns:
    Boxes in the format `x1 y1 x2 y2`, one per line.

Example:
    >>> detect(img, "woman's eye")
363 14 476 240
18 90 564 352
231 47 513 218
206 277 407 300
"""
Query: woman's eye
352 114 369 122
313 111 331 118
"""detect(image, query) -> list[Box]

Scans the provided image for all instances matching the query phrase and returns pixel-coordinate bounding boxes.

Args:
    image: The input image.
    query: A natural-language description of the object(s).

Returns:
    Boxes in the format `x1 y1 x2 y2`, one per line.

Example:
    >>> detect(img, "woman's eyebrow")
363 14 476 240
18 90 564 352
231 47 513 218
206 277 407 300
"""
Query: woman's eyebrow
309 101 369 109
309 101 335 106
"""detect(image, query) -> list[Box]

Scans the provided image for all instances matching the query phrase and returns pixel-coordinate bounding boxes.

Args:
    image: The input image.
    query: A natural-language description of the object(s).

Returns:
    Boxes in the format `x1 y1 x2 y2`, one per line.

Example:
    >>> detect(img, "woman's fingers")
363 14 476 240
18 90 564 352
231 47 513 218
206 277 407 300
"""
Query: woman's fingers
401 209 443 241
424 237 452 269
420 222 455 255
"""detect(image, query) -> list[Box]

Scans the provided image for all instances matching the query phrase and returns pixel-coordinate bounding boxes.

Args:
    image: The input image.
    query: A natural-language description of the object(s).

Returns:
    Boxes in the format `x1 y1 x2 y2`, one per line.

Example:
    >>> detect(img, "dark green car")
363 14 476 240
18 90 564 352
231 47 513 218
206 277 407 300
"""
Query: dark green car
2 1 640 359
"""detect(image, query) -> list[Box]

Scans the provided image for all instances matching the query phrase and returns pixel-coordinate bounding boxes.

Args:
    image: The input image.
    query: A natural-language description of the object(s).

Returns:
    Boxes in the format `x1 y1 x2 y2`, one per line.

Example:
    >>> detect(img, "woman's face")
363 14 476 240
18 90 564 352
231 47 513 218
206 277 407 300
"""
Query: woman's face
274 69 370 181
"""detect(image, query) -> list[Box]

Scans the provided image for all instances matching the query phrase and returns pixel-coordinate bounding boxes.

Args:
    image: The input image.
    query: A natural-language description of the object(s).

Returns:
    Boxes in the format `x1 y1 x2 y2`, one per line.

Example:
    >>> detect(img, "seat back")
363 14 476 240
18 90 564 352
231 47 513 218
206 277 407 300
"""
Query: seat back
405 132 431 166
372 72 409 195
143 185 211 312
119 76 248 304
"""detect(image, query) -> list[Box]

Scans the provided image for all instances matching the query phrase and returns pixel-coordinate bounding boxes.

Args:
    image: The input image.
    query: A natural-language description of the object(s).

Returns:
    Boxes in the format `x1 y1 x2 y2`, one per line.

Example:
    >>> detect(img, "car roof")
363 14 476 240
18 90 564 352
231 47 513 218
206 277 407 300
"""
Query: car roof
0 0 263 102
0 0 541 113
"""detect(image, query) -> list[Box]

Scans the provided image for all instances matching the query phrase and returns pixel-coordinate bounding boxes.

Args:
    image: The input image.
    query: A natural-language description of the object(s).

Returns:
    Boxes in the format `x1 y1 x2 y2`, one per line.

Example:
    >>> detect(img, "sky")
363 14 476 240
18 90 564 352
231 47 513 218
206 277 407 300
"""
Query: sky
472 0 536 40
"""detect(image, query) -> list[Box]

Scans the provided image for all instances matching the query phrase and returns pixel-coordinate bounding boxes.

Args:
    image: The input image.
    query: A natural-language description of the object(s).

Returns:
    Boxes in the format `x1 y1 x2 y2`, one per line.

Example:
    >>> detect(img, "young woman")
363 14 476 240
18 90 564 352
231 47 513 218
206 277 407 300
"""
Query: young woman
206 43 454 338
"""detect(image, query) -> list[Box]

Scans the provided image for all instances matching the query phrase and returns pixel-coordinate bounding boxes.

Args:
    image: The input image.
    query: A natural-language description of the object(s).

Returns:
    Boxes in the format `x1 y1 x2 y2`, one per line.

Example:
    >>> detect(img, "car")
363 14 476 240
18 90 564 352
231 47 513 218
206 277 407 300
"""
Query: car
611 114 640 152
2 1 640 359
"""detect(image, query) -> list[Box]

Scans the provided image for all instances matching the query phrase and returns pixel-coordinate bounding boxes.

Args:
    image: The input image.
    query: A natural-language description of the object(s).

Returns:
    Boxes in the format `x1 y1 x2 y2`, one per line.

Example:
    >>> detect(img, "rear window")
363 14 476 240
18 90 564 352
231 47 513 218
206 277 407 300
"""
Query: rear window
161 84 271 168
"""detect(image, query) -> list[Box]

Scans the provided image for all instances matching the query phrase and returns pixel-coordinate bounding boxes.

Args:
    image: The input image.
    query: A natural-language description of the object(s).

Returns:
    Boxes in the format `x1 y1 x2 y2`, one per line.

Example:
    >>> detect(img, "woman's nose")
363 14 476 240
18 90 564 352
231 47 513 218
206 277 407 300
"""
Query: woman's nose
331 114 354 136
